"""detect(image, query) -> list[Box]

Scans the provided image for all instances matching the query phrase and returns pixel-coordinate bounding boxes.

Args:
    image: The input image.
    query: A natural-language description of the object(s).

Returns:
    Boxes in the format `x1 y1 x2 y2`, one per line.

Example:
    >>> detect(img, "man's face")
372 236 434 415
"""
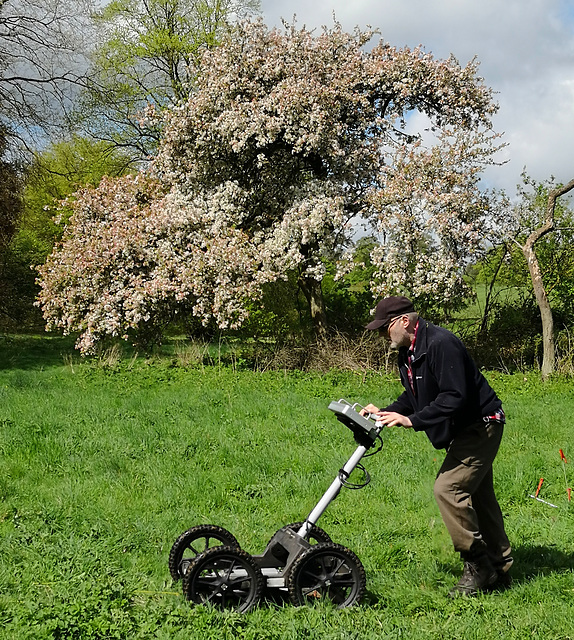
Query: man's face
380 315 411 350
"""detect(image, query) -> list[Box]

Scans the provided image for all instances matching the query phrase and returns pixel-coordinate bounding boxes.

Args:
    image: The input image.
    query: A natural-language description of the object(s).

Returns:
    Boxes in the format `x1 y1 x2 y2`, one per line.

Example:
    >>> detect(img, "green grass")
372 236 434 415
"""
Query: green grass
0 338 573 639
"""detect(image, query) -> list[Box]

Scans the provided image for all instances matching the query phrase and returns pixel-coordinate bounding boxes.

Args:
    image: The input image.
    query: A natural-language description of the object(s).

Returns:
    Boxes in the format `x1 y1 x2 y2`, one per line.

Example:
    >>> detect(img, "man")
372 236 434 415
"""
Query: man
362 296 512 597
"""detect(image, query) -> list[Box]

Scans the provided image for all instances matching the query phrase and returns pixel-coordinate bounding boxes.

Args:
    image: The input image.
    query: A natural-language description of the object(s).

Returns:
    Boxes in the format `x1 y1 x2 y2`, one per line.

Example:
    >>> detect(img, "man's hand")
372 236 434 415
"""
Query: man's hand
360 405 412 428
378 411 412 428
360 403 380 416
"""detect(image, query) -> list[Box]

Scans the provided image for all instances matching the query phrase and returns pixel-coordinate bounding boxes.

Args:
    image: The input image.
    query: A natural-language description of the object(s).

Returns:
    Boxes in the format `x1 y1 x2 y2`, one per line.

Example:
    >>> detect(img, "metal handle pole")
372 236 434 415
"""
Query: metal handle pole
297 444 369 538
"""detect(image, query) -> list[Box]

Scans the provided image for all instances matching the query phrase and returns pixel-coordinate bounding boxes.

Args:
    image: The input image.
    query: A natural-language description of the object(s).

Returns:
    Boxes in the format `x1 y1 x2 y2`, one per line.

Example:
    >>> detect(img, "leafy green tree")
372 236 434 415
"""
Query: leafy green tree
320 236 379 334
472 176 574 376
79 0 260 158
0 137 132 328
513 176 574 377
0 128 22 253
25 136 133 241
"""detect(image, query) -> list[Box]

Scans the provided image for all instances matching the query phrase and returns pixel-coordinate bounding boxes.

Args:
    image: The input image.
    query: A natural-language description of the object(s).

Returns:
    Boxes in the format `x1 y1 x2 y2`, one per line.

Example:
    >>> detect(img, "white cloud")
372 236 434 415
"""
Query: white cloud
259 0 574 193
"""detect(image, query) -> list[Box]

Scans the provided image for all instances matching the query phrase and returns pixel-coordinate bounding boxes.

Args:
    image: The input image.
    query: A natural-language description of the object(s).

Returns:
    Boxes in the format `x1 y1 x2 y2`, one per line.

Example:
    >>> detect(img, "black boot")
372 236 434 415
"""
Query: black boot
481 551 514 592
488 569 512 591
449 547 498 597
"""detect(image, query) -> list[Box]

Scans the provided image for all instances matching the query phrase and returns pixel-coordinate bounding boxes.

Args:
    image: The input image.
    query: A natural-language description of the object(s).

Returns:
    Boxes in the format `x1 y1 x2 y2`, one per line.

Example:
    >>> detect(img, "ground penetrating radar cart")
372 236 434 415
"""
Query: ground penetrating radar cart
168 400 384 612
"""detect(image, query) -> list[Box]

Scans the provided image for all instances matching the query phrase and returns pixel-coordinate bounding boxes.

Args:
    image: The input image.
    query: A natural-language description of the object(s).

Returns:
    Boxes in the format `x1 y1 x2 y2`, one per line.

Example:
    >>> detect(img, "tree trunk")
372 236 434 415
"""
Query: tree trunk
519 177 574 379
298 274 328 340
522 241 554 378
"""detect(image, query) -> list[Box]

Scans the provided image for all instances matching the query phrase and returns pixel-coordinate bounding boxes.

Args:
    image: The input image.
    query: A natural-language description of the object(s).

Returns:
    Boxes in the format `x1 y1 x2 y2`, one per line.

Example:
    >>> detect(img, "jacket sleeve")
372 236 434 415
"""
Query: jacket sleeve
383 390 414 416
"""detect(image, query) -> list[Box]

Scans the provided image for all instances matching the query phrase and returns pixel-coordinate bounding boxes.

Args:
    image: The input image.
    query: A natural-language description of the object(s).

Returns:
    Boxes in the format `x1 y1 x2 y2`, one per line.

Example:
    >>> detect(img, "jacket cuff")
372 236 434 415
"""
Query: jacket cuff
409 415 425 431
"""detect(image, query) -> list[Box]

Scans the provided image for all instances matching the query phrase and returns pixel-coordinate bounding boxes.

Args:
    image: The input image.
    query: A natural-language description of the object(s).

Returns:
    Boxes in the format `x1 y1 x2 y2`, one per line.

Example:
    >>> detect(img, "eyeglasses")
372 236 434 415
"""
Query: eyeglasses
380 315 403 336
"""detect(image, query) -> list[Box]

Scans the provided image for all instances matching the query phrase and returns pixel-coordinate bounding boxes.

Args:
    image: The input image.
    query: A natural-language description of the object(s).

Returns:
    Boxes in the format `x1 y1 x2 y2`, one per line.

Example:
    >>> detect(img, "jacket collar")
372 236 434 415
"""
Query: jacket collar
400 317 428 361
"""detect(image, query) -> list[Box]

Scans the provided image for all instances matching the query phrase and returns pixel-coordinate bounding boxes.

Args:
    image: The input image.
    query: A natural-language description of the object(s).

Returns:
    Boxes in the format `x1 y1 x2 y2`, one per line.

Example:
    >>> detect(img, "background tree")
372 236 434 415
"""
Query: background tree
512 176 574 378
0 0 94 150
155 20 502 335
38 20 504 352
0 128 22 253
79 0 260 159
470 177 574 374
0 127 24 326
0 137 132 329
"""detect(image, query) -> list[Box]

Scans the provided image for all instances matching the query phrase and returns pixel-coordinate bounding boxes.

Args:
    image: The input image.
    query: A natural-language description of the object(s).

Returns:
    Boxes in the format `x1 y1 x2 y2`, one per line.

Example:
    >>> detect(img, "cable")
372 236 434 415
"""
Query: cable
338 463 371 490
364 434 383 457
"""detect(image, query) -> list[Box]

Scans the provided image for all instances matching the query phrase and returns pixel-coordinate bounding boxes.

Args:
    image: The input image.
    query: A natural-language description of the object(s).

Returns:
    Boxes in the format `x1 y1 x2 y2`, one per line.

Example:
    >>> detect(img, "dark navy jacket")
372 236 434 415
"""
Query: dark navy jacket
384 319 502 450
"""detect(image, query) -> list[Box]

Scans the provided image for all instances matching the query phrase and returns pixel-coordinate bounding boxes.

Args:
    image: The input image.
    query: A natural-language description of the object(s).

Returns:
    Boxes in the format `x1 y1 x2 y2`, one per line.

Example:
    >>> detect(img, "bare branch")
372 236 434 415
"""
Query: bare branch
0 0 95 150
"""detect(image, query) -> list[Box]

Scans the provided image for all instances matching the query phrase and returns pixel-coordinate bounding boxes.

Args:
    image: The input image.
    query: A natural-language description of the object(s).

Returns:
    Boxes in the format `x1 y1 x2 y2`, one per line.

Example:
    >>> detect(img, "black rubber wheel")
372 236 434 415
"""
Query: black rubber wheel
182 546 264 613
169 525 240 582
287 542 366 608
266 521 332 548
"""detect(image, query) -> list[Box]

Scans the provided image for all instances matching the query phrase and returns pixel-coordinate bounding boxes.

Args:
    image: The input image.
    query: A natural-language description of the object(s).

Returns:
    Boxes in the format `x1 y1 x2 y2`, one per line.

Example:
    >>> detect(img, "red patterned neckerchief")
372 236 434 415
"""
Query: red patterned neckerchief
406 319 420 393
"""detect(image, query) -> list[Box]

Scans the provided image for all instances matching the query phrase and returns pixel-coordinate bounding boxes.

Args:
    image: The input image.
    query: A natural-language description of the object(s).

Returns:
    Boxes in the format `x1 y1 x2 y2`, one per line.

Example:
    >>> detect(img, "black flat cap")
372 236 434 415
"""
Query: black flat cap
365 296 415 331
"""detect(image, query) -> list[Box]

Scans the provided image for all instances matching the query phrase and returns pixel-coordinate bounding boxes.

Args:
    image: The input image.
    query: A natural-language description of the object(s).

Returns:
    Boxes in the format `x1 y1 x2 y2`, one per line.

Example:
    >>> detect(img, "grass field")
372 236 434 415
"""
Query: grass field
1 336 573 639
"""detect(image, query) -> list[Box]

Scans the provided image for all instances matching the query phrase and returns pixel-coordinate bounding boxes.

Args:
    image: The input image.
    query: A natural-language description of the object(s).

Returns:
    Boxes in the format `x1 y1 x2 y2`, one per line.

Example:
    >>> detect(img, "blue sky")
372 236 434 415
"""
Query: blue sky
259 0 574 194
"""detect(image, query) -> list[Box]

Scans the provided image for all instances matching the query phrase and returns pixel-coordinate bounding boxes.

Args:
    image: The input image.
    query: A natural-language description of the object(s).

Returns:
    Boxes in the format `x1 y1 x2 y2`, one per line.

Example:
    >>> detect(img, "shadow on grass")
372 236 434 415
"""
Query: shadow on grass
436 543 574 591
510 544 574 584
0 334 78 370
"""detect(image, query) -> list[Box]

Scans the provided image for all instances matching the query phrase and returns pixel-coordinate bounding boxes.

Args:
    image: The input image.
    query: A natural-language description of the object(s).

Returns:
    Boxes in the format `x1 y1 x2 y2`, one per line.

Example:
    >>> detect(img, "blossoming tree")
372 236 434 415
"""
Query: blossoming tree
37 174 269 351
155 20 503 328
38 20 504 352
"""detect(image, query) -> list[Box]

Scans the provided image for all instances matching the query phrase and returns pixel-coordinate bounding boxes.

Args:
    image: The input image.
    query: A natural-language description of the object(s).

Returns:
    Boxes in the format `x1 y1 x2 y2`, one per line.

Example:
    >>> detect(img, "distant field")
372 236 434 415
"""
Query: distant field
447 284 528 328
0 336 572 639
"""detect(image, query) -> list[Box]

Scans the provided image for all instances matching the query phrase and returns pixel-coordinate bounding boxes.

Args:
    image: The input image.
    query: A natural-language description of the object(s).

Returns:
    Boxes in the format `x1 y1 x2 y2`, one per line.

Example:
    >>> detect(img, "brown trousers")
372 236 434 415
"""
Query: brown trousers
433 419 512 570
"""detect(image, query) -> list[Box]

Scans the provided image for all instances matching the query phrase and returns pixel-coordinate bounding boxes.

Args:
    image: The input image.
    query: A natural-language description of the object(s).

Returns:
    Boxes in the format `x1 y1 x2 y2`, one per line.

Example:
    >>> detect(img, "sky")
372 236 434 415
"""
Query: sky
258 0 574 195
